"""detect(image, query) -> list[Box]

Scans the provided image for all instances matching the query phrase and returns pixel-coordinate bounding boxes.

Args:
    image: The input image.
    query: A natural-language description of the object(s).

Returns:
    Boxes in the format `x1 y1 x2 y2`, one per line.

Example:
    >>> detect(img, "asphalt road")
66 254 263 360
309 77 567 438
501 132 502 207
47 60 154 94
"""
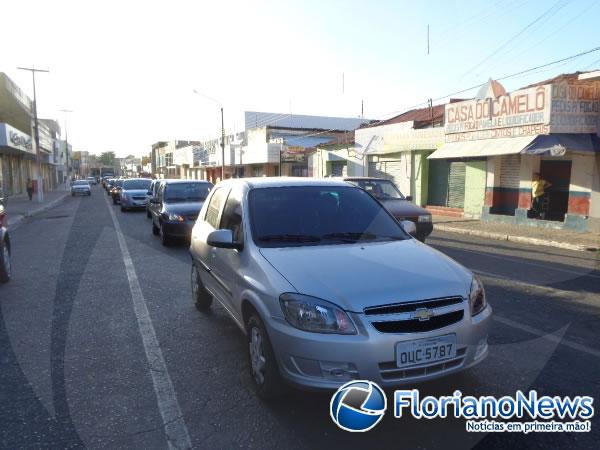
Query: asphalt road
1 186 599 449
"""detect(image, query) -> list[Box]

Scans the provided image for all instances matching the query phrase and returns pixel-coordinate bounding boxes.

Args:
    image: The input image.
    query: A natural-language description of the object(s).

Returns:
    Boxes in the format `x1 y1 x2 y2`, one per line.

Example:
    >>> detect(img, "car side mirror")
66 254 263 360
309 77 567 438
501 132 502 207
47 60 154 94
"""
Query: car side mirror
400 220 417 237
405 195 413 202
207 229 240 250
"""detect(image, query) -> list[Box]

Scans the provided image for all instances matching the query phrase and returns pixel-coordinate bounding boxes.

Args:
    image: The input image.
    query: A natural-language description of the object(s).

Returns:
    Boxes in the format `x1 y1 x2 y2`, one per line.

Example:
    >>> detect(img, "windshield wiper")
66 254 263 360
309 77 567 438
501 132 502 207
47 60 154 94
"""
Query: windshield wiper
257 234 321 243
322 232 377 242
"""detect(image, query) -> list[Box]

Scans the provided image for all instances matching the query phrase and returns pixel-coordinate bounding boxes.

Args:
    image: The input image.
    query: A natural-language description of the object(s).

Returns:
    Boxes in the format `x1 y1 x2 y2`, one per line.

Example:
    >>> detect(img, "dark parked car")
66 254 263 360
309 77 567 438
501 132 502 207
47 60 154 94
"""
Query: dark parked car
344 177 433 242
105 178 117 194
120 178 152 212
146 179 164 218
149 180 213 245
111 179 124 204
0 188 11 283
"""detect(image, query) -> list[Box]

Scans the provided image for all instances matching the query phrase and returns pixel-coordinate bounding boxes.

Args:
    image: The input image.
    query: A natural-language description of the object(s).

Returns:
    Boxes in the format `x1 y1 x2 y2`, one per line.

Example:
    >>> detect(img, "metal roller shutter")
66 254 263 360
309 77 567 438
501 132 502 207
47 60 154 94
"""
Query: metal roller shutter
499 155 521 189
330 162 346 177
368 160 404 185
447 161 466 208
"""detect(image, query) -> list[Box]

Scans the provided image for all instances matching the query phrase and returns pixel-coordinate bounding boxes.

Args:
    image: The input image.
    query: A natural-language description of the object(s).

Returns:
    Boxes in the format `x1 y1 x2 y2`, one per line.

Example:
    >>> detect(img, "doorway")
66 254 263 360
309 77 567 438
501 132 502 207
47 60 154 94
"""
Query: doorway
539 160 571 222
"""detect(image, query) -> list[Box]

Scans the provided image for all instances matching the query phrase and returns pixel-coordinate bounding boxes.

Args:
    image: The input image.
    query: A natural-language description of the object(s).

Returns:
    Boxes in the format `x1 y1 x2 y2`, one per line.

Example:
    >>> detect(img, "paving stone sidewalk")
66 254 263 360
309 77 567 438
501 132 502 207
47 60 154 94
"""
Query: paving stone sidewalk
432 215 600 252
4 185 70 228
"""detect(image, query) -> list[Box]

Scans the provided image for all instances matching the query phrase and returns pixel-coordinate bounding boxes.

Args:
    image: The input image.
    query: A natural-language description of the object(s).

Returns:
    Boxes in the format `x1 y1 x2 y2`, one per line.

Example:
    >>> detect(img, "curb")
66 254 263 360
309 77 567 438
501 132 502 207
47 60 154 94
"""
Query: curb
435 224 598 253
8 192 70 229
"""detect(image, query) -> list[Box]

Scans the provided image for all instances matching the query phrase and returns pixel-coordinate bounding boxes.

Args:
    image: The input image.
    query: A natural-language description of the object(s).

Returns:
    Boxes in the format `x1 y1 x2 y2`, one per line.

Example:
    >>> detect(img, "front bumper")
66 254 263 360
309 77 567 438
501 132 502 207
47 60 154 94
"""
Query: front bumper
71 189 90 195
162 221 194 238
120 198 147 209
267 304 492 390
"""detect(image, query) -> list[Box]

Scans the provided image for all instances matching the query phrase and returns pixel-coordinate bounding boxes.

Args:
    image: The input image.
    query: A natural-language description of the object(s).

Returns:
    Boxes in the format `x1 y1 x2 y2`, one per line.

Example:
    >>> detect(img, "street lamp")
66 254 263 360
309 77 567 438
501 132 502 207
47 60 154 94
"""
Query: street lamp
17 66 49 202
192 90 225 181
59 109 73 187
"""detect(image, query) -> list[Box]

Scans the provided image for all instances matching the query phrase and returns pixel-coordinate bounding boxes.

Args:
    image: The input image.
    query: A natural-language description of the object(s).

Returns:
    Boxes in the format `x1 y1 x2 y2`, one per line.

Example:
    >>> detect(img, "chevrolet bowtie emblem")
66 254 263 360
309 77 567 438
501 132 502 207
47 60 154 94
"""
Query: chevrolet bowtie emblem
414 308 434 321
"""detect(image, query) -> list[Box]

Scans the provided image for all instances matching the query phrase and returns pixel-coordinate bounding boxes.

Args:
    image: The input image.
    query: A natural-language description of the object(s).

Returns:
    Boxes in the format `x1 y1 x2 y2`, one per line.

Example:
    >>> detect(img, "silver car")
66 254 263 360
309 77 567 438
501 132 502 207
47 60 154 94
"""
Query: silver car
189 178 492 399
71 180 91 196
119 178 152 212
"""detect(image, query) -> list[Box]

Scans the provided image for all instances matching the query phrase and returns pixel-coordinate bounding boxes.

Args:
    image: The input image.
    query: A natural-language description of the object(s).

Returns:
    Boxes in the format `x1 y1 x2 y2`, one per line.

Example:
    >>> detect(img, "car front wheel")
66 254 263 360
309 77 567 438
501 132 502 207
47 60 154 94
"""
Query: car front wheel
152 220 159 236
191 264 212 311
159 223 171 245
247 314 285 400
0 240 11 283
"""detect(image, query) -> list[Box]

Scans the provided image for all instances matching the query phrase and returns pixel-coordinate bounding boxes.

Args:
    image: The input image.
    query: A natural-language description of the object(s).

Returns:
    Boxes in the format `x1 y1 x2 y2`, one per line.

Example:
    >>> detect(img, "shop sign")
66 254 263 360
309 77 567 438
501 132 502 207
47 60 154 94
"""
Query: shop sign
445 85 551 136
549 81 600 133
383 127 445 152
281 146 308 163
0 123 35 154
446 124 550 143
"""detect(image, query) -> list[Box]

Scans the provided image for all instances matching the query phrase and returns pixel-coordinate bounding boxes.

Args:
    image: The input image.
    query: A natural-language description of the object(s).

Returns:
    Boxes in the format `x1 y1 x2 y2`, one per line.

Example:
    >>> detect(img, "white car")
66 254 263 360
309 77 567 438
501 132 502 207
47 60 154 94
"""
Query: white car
71 180 91 196
190 178 492 399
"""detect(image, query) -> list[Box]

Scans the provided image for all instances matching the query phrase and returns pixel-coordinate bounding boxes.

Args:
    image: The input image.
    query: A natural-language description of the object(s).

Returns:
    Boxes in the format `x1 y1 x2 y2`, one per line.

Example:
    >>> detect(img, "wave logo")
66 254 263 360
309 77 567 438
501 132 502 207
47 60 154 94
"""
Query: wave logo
330 380 387 432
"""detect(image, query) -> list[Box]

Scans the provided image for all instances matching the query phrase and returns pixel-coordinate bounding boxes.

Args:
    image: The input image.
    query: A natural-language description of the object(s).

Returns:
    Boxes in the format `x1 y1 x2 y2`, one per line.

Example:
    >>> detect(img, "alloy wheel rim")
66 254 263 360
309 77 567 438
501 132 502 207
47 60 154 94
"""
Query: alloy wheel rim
3 246 10 277
249 327 266 385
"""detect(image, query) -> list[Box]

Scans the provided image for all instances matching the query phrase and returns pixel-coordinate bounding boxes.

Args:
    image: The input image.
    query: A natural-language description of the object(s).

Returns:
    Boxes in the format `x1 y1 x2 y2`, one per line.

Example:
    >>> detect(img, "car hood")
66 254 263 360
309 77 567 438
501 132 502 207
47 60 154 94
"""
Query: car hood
122 189 149 196
164 201 205 216
259 240 471 312
380 199 429 218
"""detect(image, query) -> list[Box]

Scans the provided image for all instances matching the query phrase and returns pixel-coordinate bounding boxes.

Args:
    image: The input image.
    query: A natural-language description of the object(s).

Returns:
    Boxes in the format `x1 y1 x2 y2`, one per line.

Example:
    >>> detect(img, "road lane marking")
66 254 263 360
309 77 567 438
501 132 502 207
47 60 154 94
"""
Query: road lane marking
105 195 192 449
493 315 600 359
473 269 574 297
431 240 600 279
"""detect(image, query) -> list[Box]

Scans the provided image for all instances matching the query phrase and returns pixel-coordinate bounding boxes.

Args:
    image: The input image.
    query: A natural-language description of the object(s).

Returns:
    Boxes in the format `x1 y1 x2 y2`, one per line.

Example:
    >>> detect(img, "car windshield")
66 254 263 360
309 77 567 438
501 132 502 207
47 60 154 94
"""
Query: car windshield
352 180 405 200
249 186 407 247
123 179 152 190
164 183 212 202
73 181 88 186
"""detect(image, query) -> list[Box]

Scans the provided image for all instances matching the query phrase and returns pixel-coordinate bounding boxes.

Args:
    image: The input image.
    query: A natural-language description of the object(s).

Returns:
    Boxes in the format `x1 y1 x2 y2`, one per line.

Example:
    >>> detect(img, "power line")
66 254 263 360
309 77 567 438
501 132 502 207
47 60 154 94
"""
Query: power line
285 46 600 145
460 0 571 79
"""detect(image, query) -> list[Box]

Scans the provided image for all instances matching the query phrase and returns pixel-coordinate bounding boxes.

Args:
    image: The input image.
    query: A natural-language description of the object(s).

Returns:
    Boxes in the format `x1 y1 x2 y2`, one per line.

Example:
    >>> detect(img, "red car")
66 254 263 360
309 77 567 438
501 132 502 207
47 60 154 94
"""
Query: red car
0 188 11 283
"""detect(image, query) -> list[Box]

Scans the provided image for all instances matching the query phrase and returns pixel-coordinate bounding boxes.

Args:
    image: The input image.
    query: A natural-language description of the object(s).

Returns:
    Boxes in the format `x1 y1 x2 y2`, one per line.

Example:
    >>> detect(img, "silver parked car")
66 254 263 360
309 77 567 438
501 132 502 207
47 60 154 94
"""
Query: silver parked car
119 178 152 212
189 178 492 399
71 180 91 196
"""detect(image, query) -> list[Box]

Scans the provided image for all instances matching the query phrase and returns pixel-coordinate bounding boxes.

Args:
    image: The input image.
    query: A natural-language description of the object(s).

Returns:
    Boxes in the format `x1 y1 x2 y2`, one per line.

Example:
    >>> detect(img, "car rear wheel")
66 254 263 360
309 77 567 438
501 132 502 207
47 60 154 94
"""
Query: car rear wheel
247 314 286 400
152 220 159 236
120 205 127 212
0 240 11 283
159 223 171 246
191 264 212 311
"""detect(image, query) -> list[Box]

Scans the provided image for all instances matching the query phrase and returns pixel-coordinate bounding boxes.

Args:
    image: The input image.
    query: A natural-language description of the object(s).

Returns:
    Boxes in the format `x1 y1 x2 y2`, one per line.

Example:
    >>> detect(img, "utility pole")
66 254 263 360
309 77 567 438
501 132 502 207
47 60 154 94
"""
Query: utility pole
18 66 49 202
59 109 73 187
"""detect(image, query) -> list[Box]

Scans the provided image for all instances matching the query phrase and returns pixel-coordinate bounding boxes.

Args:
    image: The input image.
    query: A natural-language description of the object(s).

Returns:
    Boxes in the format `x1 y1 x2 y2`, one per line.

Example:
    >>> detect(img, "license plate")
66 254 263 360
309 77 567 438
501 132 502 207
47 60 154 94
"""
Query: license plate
396 335 457 368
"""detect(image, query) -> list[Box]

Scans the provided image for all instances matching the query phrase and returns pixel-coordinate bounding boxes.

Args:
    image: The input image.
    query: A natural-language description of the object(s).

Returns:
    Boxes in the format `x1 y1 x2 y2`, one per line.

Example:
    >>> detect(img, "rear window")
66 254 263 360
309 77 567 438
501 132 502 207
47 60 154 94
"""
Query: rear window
123 179 152 190
74 181 89 186
164 183 212 202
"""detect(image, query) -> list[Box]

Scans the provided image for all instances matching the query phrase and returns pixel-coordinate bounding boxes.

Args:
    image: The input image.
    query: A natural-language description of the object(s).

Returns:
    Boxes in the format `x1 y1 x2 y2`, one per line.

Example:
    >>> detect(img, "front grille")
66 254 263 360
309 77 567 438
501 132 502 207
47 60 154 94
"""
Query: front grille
365 296 463 315
372 310 463 333
132 196 146 200
379 348 466 380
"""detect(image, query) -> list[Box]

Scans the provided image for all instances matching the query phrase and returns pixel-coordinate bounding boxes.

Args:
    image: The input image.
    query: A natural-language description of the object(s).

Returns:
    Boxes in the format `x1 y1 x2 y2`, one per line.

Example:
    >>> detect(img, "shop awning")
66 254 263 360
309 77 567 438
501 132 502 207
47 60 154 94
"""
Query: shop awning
428 135 537 159
428 133 600 159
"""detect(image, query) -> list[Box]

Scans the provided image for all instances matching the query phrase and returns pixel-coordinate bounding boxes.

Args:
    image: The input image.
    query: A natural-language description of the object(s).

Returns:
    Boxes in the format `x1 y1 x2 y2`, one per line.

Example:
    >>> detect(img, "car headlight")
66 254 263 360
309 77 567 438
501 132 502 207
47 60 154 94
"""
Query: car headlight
469 276 487 316
167 213 185 222
280 293 357 334
418 214 432 223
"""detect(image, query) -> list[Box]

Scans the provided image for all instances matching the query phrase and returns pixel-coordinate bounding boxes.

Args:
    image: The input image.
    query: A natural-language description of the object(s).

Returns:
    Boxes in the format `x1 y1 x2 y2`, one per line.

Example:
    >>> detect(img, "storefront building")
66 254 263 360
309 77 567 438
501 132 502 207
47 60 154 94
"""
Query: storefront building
428 74 600 231
0 122 36 195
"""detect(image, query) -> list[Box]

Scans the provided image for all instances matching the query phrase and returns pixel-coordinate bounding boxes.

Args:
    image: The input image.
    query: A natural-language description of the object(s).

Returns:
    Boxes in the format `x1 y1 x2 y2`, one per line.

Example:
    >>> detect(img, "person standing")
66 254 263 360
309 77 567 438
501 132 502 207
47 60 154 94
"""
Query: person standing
531 172 551 218
26 178 34 201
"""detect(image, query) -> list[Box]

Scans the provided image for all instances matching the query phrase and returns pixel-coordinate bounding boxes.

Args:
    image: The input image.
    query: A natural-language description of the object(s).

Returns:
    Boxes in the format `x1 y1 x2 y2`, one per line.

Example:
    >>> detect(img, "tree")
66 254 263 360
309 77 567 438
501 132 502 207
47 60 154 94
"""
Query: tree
98 151 116 166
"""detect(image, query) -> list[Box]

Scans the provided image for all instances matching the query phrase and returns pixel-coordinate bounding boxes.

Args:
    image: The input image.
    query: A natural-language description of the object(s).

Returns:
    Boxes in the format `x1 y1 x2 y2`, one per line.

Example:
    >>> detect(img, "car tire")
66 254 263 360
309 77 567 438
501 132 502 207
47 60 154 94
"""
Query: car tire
152 220 159 236
0 239 11 283
191 264 212 311
71 192 75 196
159 223 171 246
247 314 286 400
121 205 127 212
112 197 117 204
146 209 151 219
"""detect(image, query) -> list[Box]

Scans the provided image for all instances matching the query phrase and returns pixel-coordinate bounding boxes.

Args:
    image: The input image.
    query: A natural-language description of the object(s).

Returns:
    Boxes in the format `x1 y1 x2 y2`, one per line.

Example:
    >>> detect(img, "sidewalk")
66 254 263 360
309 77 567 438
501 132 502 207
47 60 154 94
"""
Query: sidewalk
432 215 600 252
5 184 70 228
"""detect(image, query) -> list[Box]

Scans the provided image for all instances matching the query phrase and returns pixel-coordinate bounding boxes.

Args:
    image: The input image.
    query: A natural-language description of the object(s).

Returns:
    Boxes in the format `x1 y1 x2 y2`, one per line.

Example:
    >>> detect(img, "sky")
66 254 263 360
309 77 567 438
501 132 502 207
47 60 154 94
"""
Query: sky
1 0 599 158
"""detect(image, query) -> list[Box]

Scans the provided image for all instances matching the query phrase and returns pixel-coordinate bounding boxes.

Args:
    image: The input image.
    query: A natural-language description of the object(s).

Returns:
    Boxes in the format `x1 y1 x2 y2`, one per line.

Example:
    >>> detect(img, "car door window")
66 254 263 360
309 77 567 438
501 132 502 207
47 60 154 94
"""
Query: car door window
219 190 243 243
205 187 229 228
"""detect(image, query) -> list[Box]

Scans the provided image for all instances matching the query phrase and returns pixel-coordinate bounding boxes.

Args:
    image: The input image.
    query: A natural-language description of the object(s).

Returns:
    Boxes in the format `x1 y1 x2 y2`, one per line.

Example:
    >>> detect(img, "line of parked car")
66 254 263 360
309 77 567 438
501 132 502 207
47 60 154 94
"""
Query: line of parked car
102 175 214 246
100 174 490 400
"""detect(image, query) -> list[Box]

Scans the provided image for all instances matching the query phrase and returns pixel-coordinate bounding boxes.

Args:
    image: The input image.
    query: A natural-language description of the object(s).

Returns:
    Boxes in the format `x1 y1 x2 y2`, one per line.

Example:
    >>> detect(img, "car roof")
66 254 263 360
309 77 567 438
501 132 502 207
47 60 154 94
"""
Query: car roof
217 176 353 189
161 179 212 185
343 177 390 182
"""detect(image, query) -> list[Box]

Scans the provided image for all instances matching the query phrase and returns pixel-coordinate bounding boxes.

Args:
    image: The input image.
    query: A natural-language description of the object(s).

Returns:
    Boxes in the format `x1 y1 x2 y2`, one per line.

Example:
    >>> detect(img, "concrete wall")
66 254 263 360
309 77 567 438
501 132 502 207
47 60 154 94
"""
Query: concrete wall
591 154 600 219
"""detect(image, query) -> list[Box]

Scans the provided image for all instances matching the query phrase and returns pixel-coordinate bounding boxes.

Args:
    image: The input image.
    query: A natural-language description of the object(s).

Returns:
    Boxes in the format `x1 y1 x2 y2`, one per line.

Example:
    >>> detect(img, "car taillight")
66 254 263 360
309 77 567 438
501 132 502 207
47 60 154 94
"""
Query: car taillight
0 213 6 228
